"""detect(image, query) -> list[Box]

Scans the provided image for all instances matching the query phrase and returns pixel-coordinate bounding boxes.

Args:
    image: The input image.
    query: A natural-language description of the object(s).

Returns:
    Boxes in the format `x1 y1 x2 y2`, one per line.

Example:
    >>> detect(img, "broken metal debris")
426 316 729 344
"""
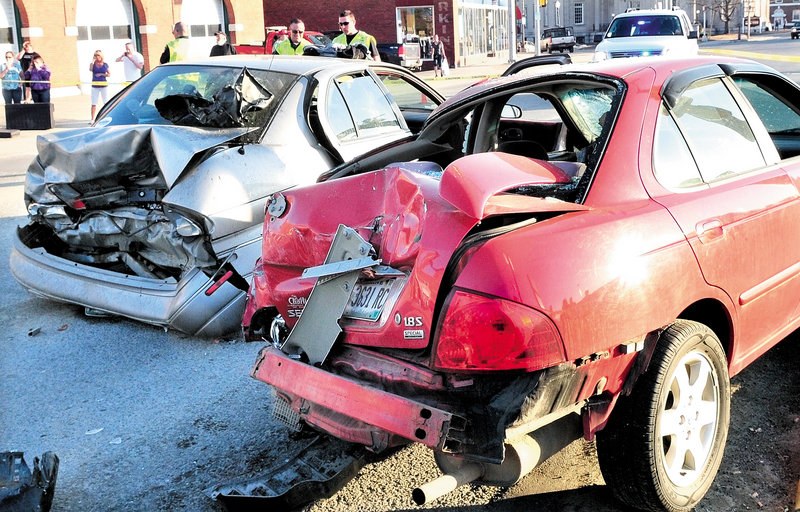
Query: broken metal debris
0 451 59 512
206 435 364 510
280 225 379 366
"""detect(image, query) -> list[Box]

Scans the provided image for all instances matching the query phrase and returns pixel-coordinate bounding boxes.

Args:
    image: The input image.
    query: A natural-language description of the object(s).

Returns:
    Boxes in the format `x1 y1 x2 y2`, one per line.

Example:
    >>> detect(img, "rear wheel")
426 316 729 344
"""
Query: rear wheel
596 320 730 512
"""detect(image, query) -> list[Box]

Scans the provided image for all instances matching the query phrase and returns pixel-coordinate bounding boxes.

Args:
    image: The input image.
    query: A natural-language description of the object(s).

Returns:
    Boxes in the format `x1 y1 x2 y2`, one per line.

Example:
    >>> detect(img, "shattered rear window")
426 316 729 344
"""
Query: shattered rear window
97 65 297 129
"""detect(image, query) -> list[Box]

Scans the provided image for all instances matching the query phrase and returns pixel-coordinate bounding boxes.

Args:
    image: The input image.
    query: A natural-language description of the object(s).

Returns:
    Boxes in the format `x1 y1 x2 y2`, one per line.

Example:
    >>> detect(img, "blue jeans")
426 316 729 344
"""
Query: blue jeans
31 89 50 103
2 87 22 104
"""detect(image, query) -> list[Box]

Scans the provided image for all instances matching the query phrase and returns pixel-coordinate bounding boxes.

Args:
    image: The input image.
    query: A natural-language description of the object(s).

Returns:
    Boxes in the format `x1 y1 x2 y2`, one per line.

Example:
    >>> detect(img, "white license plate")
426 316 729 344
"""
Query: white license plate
343 279 395 321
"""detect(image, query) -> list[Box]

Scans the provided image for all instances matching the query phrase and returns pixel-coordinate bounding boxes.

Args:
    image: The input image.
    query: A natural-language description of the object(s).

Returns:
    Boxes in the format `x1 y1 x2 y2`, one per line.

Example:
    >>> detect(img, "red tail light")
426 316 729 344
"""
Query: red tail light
398 45 405 57
433 289 565 372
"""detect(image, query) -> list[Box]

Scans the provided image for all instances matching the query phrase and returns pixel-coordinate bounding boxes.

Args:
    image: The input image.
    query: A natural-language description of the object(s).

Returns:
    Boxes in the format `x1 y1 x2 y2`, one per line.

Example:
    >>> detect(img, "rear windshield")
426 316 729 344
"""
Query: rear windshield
606 15 683 37
97 64 297 129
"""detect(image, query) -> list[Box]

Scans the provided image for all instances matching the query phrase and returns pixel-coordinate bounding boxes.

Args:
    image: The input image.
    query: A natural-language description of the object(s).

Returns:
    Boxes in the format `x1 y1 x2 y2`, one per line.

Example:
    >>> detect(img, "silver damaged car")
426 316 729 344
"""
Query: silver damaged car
10 56 443 337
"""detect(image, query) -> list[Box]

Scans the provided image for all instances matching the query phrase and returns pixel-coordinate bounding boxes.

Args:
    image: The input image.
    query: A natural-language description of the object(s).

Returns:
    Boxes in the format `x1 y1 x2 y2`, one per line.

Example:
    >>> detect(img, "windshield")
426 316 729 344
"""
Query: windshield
97 64 297 129
606 15 683 38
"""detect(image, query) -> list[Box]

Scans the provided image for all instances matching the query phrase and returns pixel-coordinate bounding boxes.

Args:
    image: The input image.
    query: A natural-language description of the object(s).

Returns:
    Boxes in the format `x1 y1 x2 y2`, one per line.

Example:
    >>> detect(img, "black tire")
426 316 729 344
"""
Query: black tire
596 320 730 512
568 46 574 53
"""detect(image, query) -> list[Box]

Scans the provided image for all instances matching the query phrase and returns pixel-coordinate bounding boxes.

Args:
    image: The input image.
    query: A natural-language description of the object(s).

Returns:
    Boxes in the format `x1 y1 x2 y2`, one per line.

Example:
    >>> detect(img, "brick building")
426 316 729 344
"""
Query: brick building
0 0 264 96
263 0 514 68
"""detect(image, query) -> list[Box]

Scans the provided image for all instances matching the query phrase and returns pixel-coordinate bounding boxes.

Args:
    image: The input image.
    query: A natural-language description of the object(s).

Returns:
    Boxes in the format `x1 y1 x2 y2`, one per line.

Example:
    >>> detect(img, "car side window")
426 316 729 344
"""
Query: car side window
326 83 357 142
669 78 765 182
731 76 800 160
653 103 703 189
332 74 402 140
376 73 437 112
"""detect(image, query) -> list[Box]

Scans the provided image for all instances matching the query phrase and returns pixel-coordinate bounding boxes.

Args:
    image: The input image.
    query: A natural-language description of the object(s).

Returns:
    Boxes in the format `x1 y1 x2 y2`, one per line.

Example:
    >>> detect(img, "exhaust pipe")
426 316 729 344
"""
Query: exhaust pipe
412 412 582 505
412 462 482 505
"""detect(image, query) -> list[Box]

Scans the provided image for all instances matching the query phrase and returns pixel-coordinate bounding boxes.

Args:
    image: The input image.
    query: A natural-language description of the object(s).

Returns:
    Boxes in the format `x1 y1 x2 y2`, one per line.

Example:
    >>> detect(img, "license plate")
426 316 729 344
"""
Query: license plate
343 279 394 321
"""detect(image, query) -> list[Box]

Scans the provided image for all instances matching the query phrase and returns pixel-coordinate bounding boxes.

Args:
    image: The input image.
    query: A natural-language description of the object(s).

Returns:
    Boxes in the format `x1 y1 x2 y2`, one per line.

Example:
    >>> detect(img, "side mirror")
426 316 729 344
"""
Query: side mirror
501 104 522 119
689 30 698 39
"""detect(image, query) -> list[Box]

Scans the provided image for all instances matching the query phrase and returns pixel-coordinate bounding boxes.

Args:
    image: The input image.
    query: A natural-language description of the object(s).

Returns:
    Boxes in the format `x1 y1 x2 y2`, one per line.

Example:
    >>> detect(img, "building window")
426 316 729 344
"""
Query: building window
575 3 584 25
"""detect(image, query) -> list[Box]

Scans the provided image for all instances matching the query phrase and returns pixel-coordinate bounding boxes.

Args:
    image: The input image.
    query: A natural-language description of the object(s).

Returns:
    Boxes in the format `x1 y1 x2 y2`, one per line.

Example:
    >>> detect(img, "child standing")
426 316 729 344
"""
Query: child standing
23 53 50 103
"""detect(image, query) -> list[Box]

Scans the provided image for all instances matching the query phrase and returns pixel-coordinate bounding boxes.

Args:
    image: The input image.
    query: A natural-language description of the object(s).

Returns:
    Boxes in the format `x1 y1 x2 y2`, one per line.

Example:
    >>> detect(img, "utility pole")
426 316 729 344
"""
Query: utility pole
509 0 517 62
535 0 542 56
737 0 743 39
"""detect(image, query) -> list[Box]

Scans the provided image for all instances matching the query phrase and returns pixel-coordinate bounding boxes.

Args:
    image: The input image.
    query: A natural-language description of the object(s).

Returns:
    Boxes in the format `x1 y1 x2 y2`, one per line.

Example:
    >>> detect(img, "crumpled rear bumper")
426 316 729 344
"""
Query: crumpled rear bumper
251 346 466 452
9 227 247 337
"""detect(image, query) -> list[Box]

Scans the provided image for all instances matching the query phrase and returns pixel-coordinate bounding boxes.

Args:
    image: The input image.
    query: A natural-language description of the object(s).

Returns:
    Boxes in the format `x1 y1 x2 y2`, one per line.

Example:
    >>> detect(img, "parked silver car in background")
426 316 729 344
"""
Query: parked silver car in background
10 56 443 337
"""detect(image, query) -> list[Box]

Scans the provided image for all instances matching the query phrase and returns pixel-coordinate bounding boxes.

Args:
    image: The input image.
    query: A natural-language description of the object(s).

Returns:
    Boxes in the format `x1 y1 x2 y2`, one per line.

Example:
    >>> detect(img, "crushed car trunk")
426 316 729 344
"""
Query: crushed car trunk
22 125 253 279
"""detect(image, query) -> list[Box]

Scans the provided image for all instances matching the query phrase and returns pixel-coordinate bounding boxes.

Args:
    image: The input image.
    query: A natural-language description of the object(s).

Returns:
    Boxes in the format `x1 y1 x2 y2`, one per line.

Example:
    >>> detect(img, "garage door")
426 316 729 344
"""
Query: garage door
76 0 136 94
181 0 225 60
0 0 17 56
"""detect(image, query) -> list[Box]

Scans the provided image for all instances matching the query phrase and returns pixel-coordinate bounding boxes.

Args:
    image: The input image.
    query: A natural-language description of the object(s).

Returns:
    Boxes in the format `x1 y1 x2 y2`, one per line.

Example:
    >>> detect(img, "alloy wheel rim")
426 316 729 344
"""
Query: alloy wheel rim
659 349 719 487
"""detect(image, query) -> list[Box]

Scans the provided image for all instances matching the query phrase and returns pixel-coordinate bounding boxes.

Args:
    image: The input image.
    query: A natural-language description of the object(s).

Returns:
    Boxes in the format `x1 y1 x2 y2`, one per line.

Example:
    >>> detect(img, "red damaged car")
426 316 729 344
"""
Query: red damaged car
243 56 800 511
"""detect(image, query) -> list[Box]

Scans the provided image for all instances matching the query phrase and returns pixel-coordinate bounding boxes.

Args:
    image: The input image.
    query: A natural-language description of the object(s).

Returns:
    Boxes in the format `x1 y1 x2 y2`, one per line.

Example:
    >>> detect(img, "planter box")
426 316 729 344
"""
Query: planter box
5 103 55 130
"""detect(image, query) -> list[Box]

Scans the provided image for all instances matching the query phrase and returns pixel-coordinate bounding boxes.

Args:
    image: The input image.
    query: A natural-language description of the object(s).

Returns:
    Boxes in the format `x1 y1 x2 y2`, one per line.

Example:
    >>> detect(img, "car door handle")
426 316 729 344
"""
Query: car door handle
696 219 724 242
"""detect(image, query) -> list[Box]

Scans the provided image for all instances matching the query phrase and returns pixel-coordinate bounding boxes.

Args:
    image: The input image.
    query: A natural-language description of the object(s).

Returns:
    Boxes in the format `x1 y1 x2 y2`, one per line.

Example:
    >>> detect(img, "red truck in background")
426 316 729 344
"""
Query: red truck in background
234 26 332 55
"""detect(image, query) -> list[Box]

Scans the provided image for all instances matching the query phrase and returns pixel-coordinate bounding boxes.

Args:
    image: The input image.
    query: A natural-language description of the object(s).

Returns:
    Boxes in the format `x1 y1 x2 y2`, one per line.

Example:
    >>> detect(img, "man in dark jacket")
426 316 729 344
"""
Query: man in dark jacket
210 31 237 57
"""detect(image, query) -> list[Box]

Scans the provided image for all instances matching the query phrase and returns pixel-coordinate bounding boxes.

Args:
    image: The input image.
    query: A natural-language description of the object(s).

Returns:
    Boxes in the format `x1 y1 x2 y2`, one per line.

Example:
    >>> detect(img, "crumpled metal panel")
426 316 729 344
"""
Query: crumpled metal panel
40 207 215 270
26 124 252 205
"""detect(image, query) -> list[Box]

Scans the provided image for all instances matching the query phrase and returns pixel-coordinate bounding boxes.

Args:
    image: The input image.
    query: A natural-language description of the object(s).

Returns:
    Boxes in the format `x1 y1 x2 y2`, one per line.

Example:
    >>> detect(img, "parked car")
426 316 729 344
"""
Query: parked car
234 27 331 55
594 8 698 60
10 56 443 337
540 26 575 53
791 21 800 39
245 56 800 511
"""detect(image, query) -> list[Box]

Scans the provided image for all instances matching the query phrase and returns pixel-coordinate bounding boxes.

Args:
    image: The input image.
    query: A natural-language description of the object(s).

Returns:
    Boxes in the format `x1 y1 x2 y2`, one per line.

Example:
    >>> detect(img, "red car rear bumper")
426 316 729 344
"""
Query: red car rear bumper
251 346 466 452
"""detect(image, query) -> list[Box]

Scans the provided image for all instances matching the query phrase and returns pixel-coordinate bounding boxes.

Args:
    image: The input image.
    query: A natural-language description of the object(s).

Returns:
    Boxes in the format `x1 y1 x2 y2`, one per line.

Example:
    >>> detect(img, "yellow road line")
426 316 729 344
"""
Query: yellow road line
701 48 800 62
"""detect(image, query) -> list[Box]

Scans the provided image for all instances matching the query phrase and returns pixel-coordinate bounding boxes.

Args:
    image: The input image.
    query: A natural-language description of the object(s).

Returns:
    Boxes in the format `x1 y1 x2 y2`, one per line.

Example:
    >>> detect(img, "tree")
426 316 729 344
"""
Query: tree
711 0 738 33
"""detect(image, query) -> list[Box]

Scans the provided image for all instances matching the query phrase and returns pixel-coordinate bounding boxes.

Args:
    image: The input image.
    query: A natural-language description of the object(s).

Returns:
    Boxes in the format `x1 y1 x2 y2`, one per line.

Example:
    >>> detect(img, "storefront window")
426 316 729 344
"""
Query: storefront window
396 6 434 58
459 4 509 57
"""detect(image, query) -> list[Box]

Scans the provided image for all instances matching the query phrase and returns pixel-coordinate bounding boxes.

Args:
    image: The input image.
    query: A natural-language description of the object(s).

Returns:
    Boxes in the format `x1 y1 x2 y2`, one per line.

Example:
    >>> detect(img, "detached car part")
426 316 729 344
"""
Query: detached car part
0 451 59 512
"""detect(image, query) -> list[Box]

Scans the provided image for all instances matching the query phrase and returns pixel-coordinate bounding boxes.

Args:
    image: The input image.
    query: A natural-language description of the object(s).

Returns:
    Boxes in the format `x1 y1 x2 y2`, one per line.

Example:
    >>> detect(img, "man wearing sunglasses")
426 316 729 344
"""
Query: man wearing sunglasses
332 9 381 61
273 19 309 55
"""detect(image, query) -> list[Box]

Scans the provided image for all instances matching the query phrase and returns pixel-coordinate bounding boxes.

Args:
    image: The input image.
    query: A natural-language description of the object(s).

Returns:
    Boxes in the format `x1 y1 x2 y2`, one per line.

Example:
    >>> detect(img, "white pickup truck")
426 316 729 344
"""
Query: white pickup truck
541 26 575 53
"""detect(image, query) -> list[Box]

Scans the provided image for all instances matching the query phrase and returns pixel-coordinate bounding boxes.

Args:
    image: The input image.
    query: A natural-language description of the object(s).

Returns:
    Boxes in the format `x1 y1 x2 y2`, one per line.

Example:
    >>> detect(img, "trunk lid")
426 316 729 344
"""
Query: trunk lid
258 153 587 351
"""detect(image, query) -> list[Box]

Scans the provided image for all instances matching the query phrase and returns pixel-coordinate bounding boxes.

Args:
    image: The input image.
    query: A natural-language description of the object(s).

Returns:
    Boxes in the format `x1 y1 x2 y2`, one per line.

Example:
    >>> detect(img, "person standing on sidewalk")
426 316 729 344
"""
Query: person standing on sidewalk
15 41 35 101
160 22 190 64
273 19 309 55
90 50 110 120
210 31 237 57
1 51 23 104
333 9 380 61
23 53 50 103
431 34 444 77
116 41 144 84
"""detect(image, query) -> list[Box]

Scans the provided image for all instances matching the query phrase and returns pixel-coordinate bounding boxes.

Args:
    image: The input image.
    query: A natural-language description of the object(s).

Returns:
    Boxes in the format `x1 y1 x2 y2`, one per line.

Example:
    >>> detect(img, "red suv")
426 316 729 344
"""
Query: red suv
244 56 800 511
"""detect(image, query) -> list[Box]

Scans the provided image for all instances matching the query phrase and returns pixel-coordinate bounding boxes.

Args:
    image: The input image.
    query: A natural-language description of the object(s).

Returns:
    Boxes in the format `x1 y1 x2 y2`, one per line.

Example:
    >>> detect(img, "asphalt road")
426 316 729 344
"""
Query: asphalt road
1 36 799 512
